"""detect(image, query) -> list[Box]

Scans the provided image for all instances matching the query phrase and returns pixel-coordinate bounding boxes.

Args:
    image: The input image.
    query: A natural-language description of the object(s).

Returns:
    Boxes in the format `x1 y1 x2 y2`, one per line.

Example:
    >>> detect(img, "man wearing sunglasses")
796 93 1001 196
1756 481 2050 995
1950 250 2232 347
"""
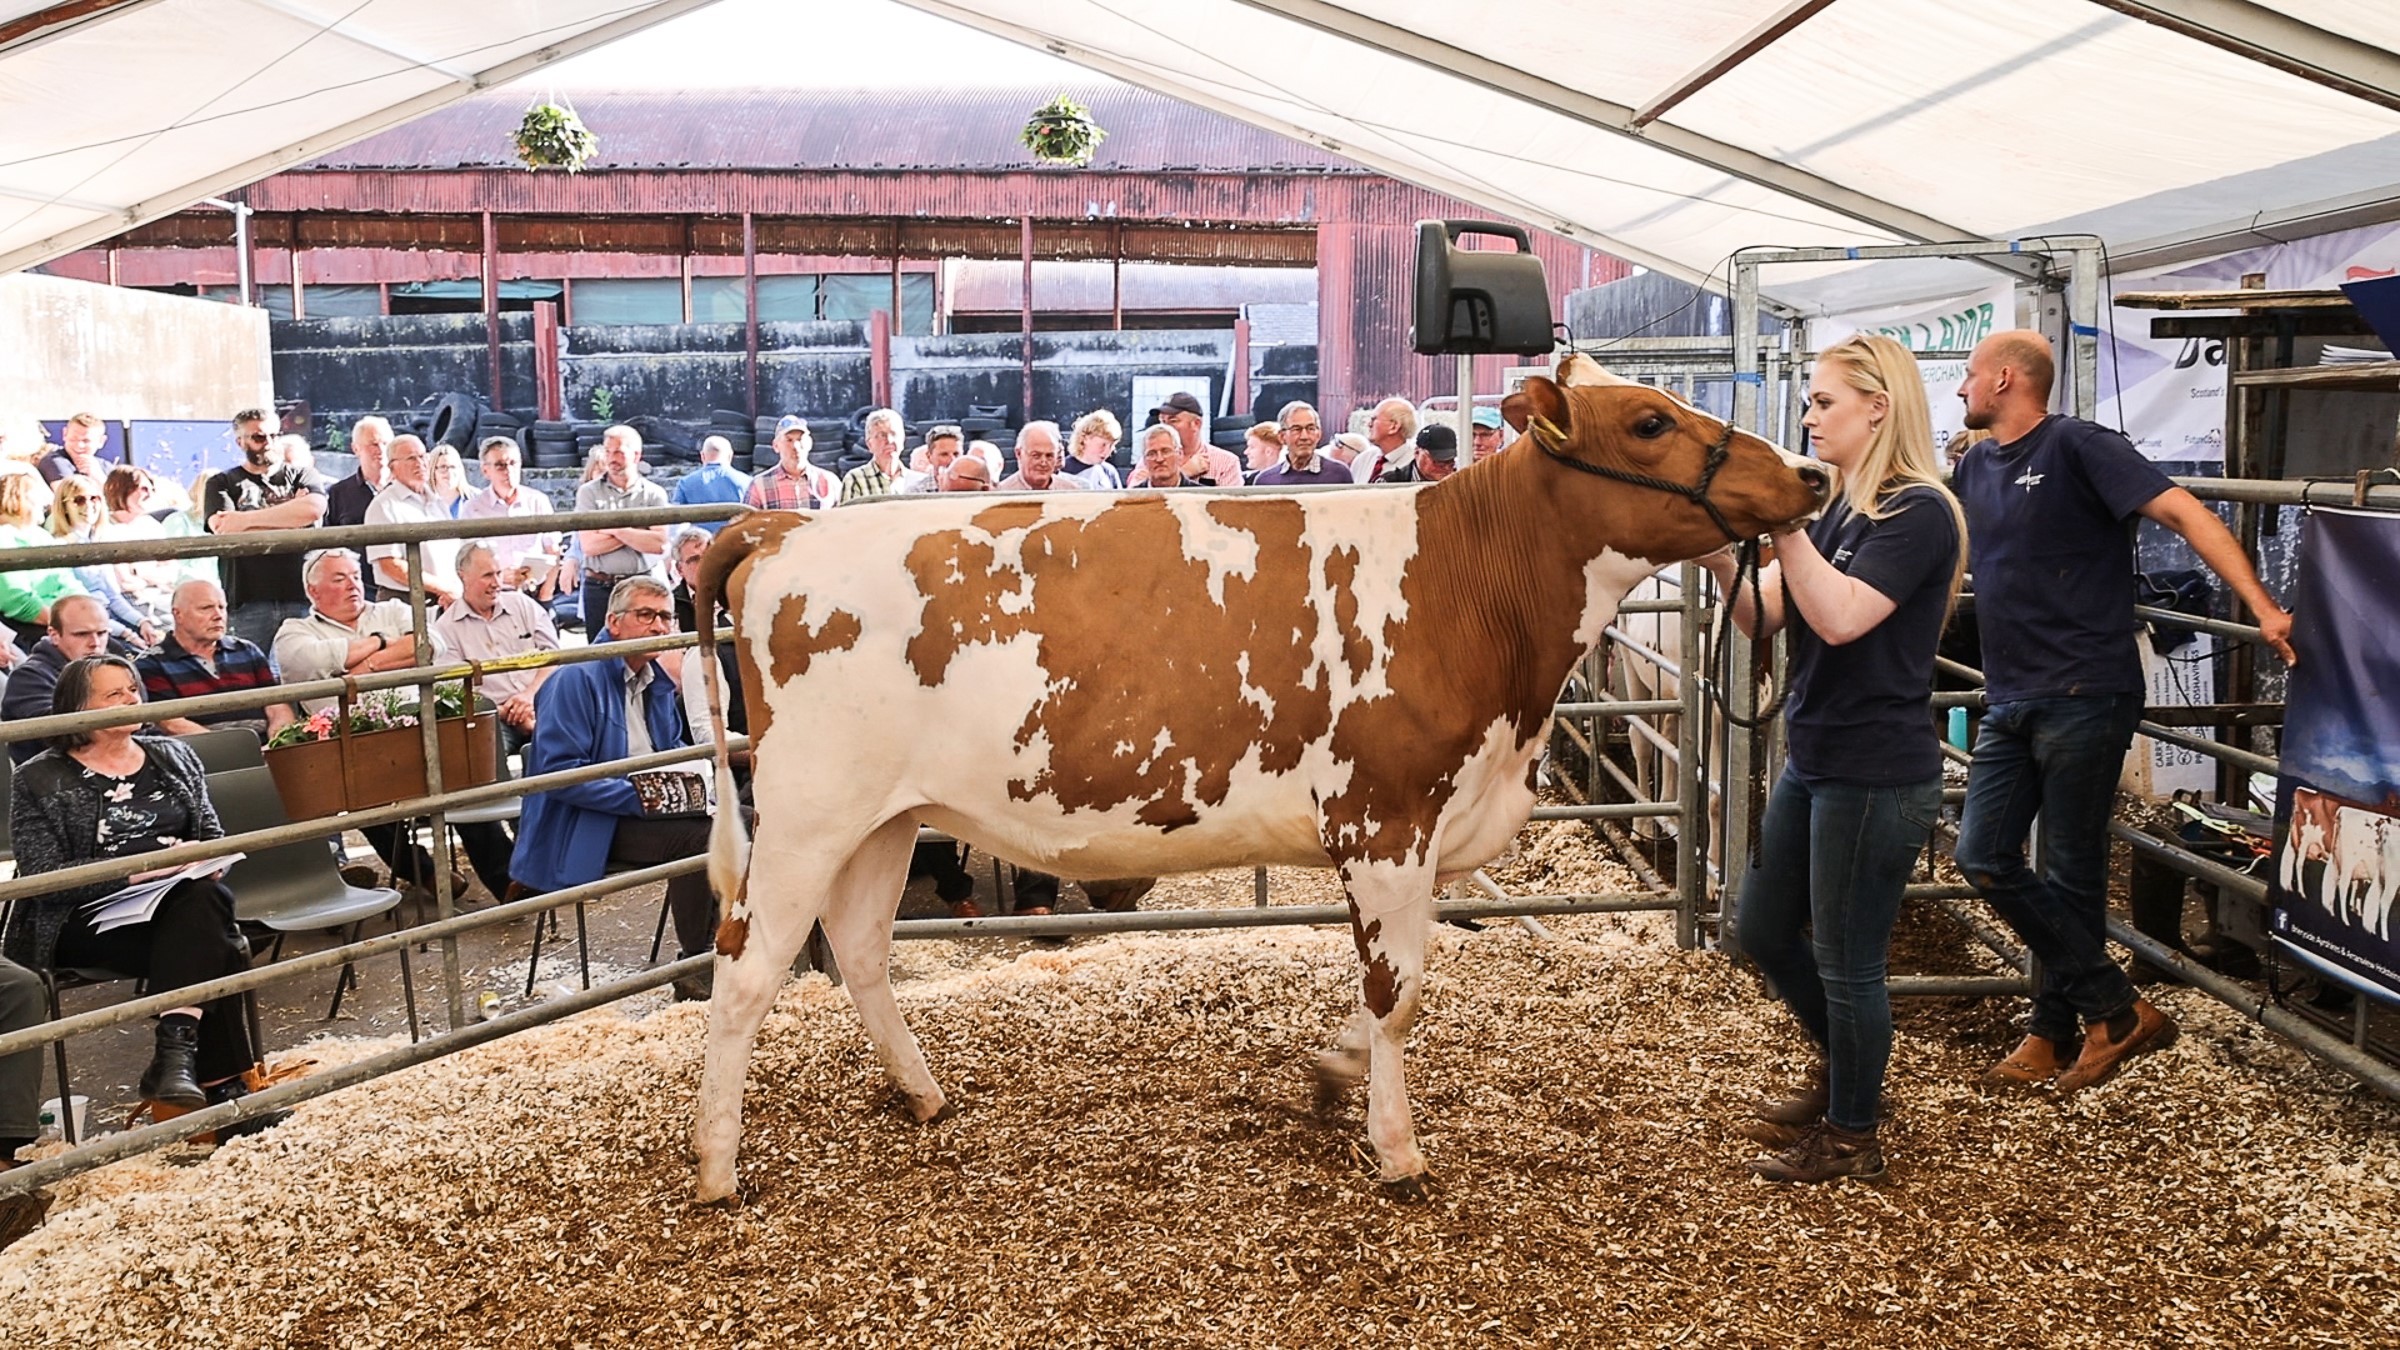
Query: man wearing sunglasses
203 407 327 654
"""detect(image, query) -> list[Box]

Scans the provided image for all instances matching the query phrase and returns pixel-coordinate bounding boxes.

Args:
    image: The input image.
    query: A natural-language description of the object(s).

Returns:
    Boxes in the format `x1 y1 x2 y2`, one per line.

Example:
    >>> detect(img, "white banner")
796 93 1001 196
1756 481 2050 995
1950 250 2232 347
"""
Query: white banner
1809 284 2014 451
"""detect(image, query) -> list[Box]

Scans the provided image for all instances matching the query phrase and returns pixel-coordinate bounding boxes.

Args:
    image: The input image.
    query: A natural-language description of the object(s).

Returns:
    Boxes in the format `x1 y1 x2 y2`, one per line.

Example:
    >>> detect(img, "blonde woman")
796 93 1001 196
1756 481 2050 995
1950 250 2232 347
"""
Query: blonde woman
1067 410 1123 489
428 443 469 517
47 473 155 642
0 474 91 652
1700 332 1968 1185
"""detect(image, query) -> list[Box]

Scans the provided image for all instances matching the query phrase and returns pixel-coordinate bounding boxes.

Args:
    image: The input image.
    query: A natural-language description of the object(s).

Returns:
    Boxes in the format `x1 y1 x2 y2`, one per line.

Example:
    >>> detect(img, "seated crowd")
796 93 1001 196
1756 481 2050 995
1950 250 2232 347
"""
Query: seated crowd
0 387 1467 1232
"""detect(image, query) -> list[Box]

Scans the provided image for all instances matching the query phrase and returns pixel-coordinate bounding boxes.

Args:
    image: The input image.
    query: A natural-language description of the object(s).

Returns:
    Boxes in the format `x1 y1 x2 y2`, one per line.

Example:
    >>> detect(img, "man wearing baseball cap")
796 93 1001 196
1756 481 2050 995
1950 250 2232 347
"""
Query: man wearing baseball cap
1380 423 1459 484
1470 405 1509 459
669 433 751 534
1131 390 1242 487
746 416 838 512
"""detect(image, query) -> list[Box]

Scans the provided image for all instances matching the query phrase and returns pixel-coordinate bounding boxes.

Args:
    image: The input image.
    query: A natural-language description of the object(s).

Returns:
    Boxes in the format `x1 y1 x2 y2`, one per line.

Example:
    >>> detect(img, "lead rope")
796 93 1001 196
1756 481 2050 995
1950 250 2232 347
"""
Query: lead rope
1712 538 1784 732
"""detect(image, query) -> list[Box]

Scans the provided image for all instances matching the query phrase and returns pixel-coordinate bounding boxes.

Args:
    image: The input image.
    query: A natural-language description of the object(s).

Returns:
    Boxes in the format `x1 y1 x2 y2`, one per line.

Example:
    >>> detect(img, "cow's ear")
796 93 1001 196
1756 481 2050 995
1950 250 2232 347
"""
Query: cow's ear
1512 376 1569 435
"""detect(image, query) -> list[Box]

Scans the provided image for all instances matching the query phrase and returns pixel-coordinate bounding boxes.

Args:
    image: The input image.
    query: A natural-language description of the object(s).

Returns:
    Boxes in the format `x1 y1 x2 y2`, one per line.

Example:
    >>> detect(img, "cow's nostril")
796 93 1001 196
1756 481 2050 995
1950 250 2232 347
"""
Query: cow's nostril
1797 462 1831 496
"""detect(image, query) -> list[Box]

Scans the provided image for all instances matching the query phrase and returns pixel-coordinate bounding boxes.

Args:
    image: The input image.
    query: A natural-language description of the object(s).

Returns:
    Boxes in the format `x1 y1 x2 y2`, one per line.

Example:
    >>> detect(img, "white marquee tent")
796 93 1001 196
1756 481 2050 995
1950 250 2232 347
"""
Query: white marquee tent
3 0 2397 312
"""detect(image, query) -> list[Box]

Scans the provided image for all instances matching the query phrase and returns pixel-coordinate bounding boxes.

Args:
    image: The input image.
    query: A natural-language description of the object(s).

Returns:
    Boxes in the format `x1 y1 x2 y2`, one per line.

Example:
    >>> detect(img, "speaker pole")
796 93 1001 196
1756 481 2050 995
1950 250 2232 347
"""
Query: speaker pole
1456 353 1474 466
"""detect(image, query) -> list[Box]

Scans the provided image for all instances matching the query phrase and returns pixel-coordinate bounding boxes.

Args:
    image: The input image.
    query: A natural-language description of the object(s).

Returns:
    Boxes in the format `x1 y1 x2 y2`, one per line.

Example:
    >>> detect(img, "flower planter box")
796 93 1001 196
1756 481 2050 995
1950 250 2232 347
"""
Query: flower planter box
265 712 499 817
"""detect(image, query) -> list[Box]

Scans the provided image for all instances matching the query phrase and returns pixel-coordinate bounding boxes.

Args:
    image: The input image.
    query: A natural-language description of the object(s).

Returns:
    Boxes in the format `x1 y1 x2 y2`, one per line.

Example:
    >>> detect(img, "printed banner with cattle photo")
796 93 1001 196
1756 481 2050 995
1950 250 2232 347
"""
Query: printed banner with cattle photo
2270 507 2400 1001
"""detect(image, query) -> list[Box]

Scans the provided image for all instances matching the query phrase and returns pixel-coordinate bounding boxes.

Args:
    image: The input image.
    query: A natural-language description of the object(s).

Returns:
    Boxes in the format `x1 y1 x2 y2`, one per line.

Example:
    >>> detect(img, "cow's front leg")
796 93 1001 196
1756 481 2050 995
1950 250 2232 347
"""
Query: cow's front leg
1336 861 1435 1195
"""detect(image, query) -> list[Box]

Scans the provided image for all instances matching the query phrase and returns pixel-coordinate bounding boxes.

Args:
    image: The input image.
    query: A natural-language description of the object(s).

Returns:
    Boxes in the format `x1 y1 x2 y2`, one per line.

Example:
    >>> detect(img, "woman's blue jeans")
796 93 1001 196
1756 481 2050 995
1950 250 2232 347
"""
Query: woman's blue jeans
1736 768 1942 1133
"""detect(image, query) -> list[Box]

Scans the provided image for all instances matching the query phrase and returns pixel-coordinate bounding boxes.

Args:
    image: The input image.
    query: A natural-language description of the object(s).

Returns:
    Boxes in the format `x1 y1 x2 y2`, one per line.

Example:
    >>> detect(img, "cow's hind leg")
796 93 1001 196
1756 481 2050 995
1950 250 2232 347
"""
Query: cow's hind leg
816 816 950 1122
1336 863 1436 1195
693 831 859 1203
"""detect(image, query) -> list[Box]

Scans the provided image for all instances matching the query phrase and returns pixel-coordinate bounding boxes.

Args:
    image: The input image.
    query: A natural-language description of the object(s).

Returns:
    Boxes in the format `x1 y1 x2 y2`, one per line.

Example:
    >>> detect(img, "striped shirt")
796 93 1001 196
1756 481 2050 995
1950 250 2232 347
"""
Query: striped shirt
136 634 280 724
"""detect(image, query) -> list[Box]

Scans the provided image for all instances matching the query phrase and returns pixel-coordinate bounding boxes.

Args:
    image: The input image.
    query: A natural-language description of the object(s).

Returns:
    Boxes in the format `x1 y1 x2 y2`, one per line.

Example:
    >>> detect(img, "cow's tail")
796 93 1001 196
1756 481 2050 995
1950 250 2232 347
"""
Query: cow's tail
696 526 754 914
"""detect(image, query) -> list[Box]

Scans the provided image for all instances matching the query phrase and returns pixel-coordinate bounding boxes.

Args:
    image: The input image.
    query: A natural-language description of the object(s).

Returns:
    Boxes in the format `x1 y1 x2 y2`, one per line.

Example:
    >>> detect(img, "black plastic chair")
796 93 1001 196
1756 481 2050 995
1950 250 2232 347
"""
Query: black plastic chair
207 766 418 1040
176 727 265 774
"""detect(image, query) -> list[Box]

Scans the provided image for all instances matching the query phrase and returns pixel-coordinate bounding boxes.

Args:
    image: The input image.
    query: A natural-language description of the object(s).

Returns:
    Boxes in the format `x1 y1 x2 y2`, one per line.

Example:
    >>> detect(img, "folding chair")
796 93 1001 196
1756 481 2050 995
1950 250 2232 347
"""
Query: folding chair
176 727 264 774
37 964 141 1147
207 766 419 1040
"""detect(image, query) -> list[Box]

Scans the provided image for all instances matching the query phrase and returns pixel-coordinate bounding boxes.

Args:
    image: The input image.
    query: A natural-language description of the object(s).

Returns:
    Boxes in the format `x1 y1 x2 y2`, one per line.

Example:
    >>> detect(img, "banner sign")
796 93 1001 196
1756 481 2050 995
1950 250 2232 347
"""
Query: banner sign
2268 507 2400 1001
1809 284 2012 451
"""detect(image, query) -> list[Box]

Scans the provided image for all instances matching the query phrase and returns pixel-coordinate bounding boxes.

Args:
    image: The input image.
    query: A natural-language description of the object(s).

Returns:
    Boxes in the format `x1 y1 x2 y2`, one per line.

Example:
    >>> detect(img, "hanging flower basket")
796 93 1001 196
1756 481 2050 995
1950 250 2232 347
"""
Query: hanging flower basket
1021 94 1106 167
514 101 598 172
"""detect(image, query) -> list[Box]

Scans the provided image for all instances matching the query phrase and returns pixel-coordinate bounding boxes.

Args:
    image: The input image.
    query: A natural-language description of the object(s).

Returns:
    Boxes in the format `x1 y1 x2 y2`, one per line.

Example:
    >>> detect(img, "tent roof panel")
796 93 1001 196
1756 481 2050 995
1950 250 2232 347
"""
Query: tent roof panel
7 0 2400 314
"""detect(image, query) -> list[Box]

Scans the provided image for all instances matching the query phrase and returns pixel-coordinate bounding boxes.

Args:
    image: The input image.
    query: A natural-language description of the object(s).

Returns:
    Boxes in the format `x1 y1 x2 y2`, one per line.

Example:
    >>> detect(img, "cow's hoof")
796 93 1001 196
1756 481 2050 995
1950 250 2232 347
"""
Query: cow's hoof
887 1090 956 1125
1310 1052 1364 1113
1310 1069 1350 1115
1380 1172 1434 1203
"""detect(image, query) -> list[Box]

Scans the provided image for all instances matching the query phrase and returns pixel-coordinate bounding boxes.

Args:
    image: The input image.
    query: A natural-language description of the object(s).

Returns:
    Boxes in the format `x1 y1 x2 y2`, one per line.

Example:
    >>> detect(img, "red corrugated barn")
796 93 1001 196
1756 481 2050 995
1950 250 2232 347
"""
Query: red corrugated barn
40 86 1623 419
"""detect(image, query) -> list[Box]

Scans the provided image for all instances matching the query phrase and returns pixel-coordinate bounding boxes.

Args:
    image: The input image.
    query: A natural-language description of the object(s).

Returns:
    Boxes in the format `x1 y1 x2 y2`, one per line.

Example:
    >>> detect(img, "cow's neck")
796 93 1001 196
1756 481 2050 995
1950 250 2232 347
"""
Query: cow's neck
1414 450 1664 737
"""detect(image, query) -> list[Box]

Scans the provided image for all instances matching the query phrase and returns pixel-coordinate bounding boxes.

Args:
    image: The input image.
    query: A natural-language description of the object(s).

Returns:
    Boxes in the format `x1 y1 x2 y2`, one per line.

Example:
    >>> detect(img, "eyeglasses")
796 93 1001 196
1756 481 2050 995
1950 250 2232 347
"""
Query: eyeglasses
621 606 675 625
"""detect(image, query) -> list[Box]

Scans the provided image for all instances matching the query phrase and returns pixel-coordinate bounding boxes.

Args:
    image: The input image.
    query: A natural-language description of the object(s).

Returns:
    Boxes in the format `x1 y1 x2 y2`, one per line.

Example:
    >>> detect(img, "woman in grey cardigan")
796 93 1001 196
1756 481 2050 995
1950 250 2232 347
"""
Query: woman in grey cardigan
2 655 257 1114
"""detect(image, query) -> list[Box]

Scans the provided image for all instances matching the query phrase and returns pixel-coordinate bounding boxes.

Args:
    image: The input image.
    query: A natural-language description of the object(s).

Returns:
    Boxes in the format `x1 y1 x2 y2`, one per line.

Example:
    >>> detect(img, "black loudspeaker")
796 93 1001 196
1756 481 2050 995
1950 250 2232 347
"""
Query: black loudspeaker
1411 220 1554 356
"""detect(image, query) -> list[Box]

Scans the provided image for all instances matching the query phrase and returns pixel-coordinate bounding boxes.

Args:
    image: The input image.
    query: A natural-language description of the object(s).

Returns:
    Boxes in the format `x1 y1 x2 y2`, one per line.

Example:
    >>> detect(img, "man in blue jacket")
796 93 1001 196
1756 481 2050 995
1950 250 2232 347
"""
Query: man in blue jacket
512 576 716 999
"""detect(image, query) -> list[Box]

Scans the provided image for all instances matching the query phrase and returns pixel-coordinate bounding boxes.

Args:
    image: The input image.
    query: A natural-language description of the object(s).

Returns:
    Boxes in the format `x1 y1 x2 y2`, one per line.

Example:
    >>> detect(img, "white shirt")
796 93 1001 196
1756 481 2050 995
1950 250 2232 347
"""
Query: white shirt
363 481 459 592
458 484 561 571
433 590 559 705
273 600 453 714
995 470 1086 492
624 661 657 760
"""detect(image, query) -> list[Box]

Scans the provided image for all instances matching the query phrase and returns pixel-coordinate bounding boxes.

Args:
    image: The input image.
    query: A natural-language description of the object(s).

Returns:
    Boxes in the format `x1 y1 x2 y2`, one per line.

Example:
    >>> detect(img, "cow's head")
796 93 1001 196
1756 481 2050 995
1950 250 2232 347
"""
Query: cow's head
1503 372 1830 560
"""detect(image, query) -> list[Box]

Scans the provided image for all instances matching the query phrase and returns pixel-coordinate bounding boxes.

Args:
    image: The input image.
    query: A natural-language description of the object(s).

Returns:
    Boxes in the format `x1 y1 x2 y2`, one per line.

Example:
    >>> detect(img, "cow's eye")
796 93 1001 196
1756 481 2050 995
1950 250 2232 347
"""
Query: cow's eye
1633 412 1673 439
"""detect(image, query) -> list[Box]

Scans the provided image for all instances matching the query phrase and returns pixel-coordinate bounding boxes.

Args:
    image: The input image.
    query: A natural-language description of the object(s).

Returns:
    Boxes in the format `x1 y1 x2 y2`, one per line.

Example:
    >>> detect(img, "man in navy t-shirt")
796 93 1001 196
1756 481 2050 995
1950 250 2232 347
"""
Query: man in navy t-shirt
1951 330 2295 1097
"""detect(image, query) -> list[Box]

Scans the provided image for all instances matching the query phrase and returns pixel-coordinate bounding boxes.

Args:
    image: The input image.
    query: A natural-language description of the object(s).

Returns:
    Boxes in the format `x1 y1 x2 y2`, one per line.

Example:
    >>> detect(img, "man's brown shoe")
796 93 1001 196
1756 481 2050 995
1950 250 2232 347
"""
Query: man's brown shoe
1750 1121 1886 1184
1736 1118 1808 1148
1982 1033 2076 1089
2056 1000 2178 1096
1754 1070 1827 1127
948 898 984 920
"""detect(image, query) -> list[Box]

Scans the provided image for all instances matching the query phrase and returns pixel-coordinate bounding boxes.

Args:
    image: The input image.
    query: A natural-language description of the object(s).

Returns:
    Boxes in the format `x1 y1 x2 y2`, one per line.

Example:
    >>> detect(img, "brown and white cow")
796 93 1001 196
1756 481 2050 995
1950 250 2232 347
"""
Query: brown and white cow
688 373 1830 1202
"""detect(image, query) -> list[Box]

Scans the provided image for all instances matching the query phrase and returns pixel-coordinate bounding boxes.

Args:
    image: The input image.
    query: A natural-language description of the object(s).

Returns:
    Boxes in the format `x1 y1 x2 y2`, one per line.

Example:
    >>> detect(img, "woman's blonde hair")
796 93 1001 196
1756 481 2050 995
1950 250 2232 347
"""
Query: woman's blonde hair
0 473 37 528
1071 409 1122 450
48 473 100 536
1813 333 1969 615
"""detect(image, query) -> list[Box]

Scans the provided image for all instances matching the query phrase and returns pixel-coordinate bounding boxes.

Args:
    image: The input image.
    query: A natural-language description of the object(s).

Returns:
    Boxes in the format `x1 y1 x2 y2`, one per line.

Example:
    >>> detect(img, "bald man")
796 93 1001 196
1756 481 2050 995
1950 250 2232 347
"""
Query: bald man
1951 329 2294 1098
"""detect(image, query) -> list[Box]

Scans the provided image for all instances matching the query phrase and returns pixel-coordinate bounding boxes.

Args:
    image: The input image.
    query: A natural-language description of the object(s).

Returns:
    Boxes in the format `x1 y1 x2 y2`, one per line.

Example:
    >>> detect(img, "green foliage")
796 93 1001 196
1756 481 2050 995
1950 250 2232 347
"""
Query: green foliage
1021 95 1106 167
514 102 598 172
589 387 616 422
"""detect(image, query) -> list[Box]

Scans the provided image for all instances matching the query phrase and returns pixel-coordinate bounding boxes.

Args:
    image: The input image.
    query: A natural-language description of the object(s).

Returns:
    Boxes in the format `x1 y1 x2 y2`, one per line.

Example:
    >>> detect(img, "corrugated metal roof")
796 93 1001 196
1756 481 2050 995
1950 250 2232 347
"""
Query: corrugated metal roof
302 87 1369 175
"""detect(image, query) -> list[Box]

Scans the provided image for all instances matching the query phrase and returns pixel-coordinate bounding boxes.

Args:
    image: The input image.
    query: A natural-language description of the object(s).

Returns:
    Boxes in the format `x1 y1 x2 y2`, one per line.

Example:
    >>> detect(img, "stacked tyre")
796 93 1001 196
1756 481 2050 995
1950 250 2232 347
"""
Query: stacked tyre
527 421 578 469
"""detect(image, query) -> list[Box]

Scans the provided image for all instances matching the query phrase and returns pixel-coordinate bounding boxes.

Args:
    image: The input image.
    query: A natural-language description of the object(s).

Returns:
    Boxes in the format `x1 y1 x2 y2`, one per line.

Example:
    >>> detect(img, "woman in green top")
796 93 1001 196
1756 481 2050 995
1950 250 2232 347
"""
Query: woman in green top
0 472 88 651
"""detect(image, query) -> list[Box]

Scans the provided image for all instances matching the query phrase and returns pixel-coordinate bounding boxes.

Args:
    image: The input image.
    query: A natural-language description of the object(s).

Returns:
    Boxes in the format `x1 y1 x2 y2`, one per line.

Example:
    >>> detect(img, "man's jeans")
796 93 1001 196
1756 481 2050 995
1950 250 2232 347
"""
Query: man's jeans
1954 692 2145 1046
231 599 310 661
1737 768 1942 1133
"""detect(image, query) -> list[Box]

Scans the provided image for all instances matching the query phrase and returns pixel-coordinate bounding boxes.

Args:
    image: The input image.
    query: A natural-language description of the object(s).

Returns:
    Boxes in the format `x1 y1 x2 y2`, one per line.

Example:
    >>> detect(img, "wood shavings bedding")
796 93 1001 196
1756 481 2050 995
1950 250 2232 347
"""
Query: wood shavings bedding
3 867 2395 1347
